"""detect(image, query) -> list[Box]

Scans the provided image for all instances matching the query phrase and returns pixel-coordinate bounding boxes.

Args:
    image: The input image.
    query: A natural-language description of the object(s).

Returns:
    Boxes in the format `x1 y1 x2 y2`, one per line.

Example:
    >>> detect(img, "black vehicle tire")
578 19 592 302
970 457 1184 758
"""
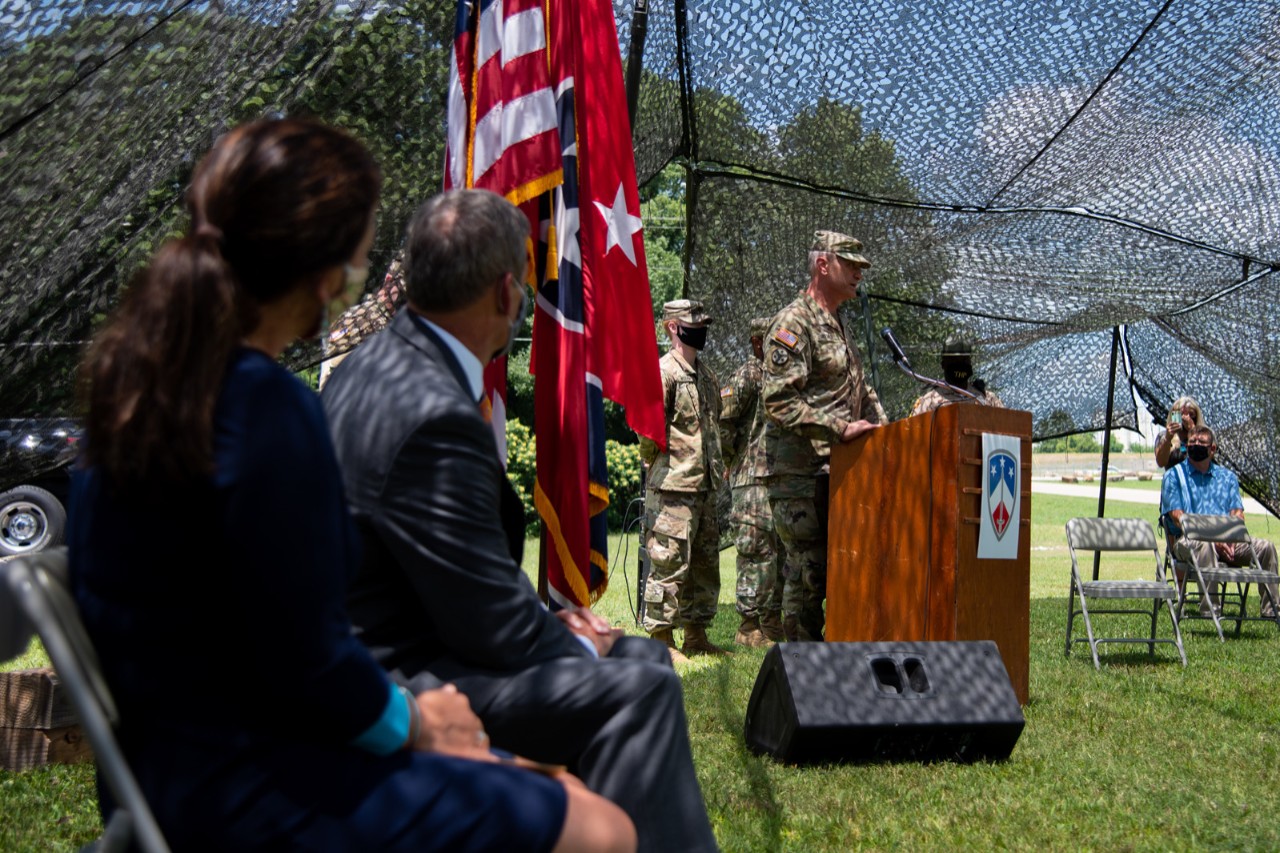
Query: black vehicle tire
0 486 66 557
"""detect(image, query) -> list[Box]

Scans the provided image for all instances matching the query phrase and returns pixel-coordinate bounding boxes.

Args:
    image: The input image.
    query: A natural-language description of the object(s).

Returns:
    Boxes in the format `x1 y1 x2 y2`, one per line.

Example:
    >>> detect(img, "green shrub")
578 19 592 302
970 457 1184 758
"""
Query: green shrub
1036 432 1102 453
605 440 644 531
505 418 540 538
505 420 645 534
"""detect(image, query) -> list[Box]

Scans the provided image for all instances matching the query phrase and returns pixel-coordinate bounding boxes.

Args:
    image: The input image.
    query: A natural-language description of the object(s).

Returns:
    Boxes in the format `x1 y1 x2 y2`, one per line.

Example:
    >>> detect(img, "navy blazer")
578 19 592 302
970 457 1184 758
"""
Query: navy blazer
322 310 589 686
71 349 388 741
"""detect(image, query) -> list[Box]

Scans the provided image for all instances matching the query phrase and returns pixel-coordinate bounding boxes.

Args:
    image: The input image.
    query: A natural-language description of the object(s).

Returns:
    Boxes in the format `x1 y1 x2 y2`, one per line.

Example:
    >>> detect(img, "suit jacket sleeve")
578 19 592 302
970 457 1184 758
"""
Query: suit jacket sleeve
371 406 590 671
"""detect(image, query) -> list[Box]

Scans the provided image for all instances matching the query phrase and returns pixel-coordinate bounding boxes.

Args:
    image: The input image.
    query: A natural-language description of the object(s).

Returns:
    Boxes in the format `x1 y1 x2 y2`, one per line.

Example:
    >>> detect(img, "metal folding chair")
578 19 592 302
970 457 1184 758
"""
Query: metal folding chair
1158 492 1215 618
1065 517 1186 670
1170 514 1280 641
2 547 170 853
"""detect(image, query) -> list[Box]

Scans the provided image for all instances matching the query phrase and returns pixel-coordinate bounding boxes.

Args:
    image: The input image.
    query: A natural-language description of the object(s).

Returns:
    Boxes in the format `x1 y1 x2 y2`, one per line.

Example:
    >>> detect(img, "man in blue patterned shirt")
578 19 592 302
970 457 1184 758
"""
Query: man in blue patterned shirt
1161 425 1278 618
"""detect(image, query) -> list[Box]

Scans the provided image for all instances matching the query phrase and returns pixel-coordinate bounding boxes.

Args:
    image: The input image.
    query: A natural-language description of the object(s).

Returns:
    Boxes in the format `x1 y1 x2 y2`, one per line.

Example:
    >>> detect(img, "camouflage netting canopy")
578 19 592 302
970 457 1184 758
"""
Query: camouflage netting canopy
2 1 1279 511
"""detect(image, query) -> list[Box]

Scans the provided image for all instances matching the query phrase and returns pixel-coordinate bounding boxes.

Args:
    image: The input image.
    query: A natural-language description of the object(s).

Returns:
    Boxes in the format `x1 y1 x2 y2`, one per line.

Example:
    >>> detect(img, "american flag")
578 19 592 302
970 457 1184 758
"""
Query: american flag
446 0 564 459
446 0 561 203
447 0 665 608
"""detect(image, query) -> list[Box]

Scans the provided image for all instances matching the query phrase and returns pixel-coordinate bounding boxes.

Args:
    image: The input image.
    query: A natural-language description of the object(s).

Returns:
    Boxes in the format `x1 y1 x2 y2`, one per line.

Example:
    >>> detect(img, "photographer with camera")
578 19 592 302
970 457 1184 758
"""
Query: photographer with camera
1156 395 1207 470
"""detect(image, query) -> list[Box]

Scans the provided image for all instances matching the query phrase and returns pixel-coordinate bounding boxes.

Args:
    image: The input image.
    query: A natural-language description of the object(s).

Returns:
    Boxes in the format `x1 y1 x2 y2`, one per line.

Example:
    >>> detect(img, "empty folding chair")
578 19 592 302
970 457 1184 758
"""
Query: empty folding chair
1171 514 1280 641
1065 517 1186 670
2 547 170 853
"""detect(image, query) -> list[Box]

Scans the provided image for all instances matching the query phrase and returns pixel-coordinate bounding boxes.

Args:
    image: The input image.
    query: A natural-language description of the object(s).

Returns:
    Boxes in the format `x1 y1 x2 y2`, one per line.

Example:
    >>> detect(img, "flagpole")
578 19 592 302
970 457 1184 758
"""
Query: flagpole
539 525 549 603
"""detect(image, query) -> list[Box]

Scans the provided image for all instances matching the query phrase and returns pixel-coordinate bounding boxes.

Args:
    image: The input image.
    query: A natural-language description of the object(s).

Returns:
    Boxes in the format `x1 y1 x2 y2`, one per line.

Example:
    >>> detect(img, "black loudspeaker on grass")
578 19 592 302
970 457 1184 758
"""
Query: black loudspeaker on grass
743 641 1025 765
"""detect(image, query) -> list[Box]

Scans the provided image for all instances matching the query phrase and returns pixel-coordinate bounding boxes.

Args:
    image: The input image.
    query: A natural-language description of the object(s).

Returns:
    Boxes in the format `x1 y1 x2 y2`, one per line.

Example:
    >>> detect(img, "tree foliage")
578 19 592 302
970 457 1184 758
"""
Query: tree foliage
641 179 686 318
0 2 455 415
1035 432 1102 453
256 1 455 276
506 417 646 532
642 89 956 419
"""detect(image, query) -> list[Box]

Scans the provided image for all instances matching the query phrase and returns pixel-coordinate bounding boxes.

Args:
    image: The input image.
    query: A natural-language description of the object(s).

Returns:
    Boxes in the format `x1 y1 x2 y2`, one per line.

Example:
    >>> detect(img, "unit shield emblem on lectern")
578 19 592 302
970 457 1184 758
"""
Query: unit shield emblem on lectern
986 450 1017 539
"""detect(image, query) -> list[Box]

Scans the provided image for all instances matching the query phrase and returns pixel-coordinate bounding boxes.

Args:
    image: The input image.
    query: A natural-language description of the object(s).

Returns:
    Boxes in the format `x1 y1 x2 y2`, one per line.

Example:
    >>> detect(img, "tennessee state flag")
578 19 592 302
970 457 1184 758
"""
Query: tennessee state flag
535 0 664 607
447 0 664 608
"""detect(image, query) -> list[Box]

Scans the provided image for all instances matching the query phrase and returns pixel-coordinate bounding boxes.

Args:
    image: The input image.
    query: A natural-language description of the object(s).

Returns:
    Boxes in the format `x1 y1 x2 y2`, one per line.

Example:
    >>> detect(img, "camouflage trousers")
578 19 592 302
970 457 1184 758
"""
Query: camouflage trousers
768 473 830 641
643 488 721 632
731 483 782 619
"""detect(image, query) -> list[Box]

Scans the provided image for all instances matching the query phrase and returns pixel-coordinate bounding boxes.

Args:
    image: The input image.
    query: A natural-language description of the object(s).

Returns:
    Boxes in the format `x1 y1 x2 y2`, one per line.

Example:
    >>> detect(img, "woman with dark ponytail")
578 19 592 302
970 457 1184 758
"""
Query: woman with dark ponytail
70 118 634 852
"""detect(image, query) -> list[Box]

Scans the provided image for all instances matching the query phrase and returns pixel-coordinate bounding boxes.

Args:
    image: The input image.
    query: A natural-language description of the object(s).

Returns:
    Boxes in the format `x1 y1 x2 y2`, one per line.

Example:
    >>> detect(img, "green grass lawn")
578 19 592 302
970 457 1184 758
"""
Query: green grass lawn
6 491 1280 851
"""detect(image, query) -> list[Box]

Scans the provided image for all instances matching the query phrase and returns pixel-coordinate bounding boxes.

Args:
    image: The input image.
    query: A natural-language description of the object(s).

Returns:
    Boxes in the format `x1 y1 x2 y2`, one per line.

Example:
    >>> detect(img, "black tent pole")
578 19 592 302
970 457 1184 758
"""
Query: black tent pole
1094 325 1121 580
625 0 649 131
859 291 880 393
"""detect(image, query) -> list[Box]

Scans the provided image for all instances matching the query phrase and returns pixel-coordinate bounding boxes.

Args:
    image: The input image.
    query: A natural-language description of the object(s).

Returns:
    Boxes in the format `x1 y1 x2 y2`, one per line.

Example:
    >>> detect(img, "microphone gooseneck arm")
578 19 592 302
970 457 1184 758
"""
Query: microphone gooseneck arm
880 327 986 404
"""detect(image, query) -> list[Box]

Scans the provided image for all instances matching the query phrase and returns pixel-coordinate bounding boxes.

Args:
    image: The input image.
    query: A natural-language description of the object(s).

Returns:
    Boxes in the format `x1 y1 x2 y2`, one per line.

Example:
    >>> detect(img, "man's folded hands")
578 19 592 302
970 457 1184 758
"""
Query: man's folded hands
556 607 623 656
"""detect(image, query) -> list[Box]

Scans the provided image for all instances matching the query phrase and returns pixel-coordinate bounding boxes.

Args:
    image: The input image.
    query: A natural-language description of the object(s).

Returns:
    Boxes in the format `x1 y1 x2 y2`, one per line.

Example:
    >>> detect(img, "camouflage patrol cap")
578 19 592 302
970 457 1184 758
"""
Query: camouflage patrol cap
662 298 713 326
812 230 871 268
749 317 771 338
941 337 973 359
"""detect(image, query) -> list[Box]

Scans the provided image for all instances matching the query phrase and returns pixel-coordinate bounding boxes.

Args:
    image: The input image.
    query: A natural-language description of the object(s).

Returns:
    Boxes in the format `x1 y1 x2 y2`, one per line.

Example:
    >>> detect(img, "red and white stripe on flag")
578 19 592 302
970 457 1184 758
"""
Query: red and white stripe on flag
445 0 563 205
446 0 566 462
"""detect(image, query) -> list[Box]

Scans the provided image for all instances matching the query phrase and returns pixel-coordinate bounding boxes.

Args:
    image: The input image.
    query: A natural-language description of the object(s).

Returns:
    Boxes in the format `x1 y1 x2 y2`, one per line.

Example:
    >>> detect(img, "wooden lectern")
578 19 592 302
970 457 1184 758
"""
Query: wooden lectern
826 404 1032 704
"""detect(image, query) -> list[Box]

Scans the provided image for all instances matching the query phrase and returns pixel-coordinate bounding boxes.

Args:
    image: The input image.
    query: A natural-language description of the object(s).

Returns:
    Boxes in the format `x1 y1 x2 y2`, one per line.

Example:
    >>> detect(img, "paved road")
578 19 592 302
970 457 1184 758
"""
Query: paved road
1031 480 1269 516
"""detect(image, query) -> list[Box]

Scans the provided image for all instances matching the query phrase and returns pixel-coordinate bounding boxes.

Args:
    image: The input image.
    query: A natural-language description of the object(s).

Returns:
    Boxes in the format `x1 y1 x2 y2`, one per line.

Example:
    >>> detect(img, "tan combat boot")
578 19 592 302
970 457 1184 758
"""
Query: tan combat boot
759 610 786 642
734 615 773 649
651 628 689 664
681 624 732 657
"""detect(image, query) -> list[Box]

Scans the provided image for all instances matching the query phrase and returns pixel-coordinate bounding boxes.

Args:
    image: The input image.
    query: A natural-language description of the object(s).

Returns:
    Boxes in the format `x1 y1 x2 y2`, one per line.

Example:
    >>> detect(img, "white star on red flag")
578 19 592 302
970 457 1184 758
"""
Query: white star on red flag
593 183 644 266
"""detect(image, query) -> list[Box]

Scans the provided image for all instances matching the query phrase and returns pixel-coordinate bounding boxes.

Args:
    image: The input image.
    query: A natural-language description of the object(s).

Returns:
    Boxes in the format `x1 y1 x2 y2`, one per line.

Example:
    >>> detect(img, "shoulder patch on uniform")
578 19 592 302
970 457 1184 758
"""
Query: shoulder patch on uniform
770 348 790 367
720 385 733 397
773 328 799 349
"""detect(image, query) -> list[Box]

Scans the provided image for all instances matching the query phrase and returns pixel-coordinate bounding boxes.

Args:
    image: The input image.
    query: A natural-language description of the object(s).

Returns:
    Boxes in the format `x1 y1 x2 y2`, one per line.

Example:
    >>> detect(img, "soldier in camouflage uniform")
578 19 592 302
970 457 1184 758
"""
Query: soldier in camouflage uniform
720 317 785 647
761 231 888 642
639 299 728 661
910 337 1005 415
319 255 406 388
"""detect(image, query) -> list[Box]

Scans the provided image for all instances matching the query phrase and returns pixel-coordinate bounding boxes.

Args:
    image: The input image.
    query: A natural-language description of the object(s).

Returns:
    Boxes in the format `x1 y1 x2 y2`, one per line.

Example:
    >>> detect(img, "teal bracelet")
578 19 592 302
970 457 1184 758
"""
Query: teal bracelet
399 685 422 750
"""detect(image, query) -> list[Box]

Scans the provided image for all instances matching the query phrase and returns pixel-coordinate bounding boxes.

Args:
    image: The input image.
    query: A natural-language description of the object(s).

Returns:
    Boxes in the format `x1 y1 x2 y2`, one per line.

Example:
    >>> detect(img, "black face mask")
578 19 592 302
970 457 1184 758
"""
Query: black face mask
492 284 529 361
1187 445 1211 462
676 324 708 351
942 357 972 389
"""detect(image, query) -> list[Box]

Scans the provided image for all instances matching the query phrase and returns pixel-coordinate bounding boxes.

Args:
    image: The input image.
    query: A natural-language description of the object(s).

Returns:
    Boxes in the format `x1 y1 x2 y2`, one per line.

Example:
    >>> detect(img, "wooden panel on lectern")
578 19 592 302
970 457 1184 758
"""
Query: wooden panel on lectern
825 413 934 642
827 404 1031 704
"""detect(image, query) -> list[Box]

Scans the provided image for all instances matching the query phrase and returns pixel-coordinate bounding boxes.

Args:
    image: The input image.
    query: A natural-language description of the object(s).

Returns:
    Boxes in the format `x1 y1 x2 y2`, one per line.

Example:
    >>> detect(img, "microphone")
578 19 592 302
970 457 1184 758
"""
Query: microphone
880 327 910 368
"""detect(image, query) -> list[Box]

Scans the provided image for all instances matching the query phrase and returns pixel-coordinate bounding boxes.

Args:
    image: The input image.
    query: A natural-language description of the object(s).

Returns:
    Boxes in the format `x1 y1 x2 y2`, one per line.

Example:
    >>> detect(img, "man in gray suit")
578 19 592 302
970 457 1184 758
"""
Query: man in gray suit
322 189 716 853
